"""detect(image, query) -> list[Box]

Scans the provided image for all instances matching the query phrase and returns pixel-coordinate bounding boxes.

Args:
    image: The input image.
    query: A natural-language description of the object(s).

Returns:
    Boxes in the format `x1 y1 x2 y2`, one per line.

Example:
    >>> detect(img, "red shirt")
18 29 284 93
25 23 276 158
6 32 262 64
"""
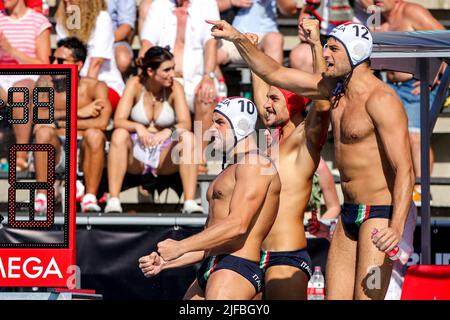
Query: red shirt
0 1 44 14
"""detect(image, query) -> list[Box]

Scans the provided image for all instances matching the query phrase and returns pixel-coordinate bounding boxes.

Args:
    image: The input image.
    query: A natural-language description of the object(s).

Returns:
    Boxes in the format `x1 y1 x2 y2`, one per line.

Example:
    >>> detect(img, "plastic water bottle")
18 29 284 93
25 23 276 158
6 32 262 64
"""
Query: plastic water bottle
0 158 8 172
308 266 325 300
217 77 227 103
372 228 411 265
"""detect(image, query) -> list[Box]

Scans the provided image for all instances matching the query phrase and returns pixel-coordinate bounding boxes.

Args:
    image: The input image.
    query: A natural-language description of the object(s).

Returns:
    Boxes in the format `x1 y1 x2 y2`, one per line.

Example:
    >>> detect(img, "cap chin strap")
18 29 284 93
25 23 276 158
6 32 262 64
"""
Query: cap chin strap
221 132 253 170
332 69 354 97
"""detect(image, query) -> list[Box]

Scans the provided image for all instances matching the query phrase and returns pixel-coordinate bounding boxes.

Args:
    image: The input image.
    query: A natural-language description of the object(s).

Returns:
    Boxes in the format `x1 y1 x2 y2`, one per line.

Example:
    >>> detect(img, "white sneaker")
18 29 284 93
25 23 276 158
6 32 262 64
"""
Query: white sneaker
182 200 204 214
76 180 85 202
81 193 101 213
34 193 47 215
104 197 123 213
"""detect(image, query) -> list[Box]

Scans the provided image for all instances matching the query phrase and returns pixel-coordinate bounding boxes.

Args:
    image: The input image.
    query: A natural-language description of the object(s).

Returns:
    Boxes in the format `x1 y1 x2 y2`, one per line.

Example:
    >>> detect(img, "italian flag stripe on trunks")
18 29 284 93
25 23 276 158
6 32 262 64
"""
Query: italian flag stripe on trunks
259 250 270 269
355 204 371 227
204 256 219 281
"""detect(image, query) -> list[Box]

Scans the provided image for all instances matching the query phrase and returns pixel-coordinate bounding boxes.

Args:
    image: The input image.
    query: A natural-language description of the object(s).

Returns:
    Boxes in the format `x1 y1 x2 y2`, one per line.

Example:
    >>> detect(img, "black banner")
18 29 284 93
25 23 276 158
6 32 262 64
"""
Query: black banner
1 223 449 299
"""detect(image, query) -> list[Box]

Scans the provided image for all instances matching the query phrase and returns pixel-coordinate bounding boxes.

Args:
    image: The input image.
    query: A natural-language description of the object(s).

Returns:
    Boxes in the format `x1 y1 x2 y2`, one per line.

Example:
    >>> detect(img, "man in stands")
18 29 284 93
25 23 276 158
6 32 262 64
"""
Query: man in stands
34 37 112 213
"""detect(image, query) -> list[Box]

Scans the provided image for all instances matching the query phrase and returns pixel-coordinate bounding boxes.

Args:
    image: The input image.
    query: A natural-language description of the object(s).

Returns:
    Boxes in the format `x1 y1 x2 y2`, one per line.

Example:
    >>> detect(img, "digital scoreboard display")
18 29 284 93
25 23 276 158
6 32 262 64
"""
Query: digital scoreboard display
0 65 77 287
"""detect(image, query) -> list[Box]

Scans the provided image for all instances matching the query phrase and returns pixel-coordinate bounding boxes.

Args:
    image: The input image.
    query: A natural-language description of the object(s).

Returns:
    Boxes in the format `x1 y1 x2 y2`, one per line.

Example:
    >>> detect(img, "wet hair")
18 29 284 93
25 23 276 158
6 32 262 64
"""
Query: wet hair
136 46 174 84
57 37 87 63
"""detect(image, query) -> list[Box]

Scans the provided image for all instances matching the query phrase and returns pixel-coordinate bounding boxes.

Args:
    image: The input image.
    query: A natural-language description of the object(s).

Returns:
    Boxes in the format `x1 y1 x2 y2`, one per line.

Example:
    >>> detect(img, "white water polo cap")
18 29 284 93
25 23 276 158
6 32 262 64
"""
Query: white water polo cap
214 97 258 145
328 23 373 68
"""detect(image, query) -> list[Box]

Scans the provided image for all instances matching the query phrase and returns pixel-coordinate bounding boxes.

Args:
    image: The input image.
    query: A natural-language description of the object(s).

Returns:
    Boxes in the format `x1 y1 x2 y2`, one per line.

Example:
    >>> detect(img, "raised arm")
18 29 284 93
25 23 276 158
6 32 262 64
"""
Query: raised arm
157 156 277 260
246 34 270 119
301 18 326 74
251 71 270 120
368 88 415 252
207 20 326 99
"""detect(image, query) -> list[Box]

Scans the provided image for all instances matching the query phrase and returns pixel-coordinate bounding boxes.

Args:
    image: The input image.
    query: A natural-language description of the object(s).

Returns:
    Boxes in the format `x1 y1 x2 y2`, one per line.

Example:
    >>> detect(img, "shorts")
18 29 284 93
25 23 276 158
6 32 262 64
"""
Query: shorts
108 87 121 112
0 74 40 91
388 79 438 133
259 249 313 280
197 255 264 293
130 133 172 176
341 203 393 240
114 41 133 59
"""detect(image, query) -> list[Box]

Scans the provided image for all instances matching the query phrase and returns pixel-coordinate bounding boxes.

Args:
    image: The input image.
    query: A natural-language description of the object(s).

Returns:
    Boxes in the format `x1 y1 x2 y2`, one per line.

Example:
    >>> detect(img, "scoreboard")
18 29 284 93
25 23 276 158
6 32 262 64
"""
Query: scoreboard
0 65 77 287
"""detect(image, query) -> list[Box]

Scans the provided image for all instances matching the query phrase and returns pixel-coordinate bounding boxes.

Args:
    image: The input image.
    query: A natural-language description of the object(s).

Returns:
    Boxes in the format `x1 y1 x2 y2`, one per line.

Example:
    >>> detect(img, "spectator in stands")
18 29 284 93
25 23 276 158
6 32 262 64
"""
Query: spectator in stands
359 0 447 205
105 46 204 214
106 0 136 77
139 0 220 172
138 0 152 36
216 0 297 66
0 0 47 14
289 0 354 71
56 0 125 112
0 0 51 171
34 37 112 214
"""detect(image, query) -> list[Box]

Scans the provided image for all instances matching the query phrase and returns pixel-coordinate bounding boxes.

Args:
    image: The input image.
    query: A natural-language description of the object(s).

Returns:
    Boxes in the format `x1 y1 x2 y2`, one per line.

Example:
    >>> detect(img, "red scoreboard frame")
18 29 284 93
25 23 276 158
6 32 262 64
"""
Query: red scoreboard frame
0 65 77 287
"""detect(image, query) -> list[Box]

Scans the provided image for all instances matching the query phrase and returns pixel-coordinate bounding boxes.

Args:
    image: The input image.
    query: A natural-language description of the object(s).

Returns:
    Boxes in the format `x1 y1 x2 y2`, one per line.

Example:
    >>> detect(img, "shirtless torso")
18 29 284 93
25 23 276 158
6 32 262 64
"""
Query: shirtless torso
331 78 396 205
206 153 281 262
37 75 110 136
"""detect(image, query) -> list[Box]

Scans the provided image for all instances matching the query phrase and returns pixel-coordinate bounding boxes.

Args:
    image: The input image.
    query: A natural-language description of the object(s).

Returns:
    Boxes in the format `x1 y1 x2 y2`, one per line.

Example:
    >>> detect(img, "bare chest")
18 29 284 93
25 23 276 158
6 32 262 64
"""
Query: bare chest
378 9 414 32
207 165 236 202
331 97 374 144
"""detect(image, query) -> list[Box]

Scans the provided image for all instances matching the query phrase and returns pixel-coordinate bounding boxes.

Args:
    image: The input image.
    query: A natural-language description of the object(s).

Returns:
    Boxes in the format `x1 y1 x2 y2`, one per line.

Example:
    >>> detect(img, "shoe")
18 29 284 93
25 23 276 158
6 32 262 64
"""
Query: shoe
98 192 107 204
412 188 433 207
76 180 85 203
34 193 47 215
182 200 204 214
104 197 123 213
81 193 101 213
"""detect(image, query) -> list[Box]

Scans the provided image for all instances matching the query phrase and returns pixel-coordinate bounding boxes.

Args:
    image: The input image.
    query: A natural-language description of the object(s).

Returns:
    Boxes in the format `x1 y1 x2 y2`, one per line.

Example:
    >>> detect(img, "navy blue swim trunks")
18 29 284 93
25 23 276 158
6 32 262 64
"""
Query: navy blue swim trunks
259 249 313 280
341 203 393 240
196 255 264 293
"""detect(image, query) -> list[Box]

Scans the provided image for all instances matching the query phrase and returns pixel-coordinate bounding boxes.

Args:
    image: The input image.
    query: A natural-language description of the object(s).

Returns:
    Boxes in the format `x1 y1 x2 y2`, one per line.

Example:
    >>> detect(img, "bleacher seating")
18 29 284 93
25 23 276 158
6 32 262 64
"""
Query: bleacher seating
2 0 450 213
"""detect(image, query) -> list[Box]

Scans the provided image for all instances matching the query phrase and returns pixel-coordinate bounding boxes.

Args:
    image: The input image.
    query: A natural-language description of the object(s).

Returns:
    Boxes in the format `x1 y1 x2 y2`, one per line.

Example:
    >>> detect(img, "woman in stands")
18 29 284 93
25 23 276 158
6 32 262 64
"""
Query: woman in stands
55 0 124 111
0 0 51 171
105 46 204 214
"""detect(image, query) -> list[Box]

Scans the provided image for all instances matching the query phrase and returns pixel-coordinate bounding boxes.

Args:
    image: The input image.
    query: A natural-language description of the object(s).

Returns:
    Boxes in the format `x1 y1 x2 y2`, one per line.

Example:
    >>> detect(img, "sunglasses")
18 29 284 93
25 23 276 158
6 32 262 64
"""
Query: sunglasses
49 56 75 64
